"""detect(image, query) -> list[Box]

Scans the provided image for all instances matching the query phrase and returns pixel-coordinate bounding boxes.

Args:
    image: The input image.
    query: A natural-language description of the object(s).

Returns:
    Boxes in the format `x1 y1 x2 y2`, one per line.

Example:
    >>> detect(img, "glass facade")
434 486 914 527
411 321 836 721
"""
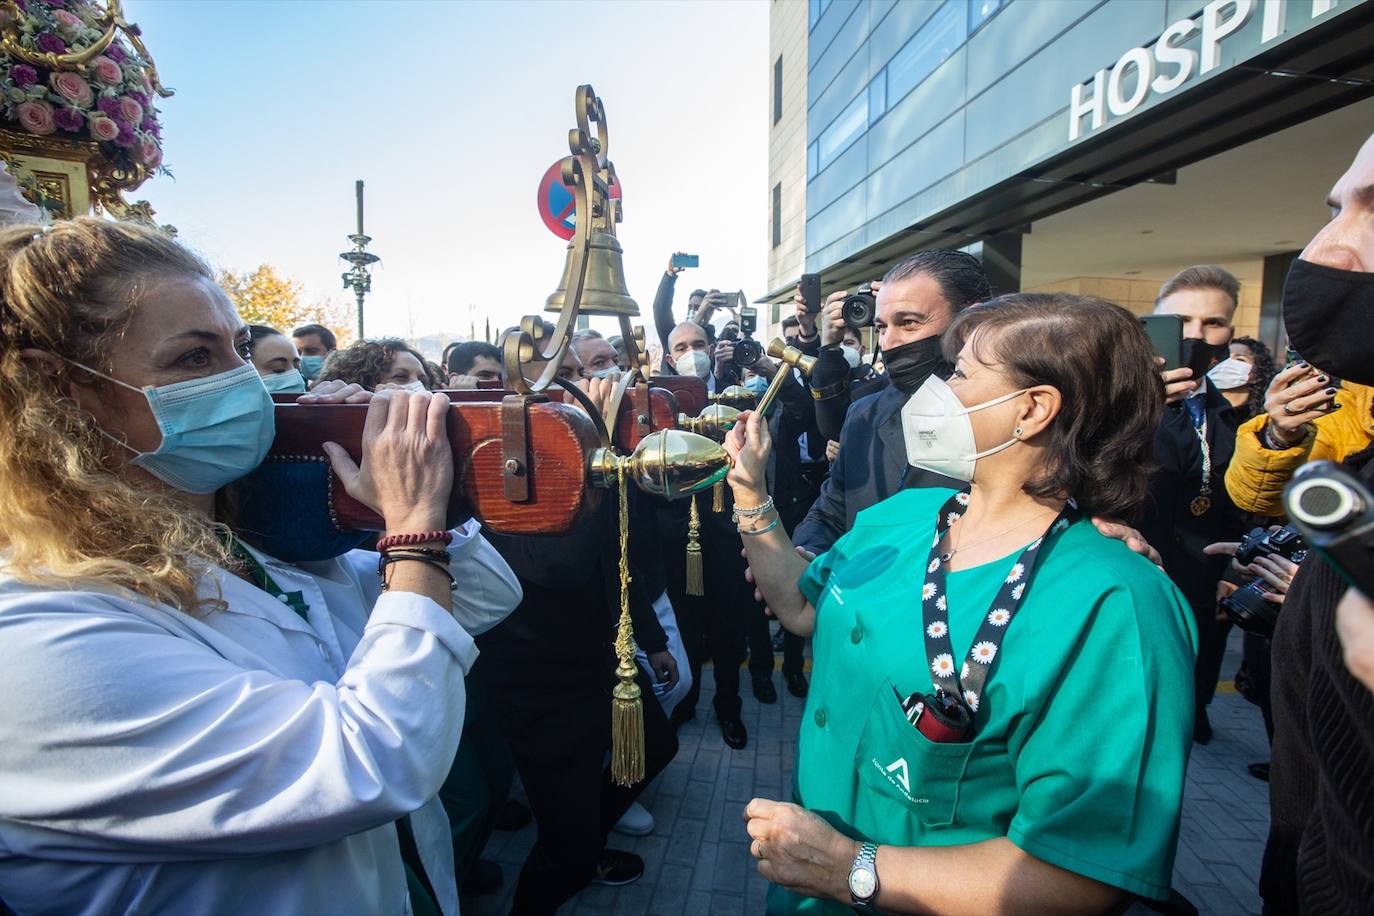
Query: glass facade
800 0 1350 274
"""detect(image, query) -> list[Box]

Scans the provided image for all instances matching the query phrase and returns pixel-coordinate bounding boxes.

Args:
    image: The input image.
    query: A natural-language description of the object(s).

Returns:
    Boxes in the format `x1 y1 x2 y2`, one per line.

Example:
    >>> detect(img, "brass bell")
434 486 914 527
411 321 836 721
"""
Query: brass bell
590 429 728 499
677 404 741 442
546 228 640 317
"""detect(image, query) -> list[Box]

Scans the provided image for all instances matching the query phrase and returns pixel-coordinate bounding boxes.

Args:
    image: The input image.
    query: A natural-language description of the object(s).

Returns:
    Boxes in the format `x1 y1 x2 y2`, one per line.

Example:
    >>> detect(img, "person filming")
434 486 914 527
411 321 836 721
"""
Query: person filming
724 293 1197 914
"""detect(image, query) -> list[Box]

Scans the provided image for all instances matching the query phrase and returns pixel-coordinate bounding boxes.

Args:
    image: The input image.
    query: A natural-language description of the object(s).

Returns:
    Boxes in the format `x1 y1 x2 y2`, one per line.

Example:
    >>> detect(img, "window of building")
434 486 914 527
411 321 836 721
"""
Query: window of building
968 0 1003 34
886 0 966 106
816 91 867 173
808 0 833 31
772 182 782 249
773 55 783 126
807 141 819 179
867 72 887 127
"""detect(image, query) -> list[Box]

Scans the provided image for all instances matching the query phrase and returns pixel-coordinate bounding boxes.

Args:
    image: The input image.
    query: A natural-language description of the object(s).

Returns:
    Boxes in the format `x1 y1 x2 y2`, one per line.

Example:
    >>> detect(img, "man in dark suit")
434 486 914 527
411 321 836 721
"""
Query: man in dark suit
793 251 990 554
1139 265 1248 745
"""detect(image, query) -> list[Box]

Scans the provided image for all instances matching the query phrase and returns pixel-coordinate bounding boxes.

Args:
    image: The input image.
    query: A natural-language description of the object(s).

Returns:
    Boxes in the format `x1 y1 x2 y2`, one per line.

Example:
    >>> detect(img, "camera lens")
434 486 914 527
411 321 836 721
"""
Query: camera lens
1220 582 1281 637
1288 477 1363 529
842 292 875 329
731 338 763 369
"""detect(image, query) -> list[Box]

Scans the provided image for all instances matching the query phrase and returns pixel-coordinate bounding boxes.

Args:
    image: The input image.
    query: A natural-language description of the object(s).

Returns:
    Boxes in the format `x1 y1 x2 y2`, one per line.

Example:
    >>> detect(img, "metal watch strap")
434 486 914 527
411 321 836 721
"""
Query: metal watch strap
849 841 880 909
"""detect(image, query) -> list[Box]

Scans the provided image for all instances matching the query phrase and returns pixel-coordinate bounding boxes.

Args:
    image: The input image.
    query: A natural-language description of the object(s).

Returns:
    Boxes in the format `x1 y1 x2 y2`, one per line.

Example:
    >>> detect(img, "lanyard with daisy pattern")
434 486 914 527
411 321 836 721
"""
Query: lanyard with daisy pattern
900 489 1076 729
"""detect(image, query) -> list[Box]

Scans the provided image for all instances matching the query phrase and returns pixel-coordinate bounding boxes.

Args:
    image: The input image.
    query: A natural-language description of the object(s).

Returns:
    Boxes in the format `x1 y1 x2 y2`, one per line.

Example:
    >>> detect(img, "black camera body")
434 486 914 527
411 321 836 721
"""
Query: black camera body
842 288 876 329
731 337 764 369
1284 460 1374 599
1220 524 1308 637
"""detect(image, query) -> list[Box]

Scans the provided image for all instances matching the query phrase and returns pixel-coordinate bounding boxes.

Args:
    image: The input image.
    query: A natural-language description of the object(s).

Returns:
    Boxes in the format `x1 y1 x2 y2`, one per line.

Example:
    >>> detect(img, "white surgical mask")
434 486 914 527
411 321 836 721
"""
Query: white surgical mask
840 345 861 370
900 375 1027 482
1206 357 1252 391
400 379 428 393
674 350 711 381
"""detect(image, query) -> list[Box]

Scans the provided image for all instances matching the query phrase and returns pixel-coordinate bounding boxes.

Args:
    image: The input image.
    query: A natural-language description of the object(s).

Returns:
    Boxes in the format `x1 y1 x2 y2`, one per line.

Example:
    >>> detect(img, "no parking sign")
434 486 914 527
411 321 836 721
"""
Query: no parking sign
536 159 621 241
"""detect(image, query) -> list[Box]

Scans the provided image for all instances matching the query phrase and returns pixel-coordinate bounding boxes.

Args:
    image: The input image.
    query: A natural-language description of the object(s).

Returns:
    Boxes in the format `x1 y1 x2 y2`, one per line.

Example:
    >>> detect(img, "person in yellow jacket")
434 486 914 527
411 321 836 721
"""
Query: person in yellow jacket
1224 363 1374 516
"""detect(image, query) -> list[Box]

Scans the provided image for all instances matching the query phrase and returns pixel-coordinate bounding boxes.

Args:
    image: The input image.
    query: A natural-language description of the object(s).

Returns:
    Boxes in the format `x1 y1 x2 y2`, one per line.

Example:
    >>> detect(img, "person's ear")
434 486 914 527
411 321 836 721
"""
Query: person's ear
1014 385 1061 441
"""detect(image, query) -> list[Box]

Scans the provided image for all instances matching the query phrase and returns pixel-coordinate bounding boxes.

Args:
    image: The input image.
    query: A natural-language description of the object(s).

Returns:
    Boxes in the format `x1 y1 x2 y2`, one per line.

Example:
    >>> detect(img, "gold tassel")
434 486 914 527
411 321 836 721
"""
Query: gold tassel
611 461 645 786
712 479 725 513
686 493 705 597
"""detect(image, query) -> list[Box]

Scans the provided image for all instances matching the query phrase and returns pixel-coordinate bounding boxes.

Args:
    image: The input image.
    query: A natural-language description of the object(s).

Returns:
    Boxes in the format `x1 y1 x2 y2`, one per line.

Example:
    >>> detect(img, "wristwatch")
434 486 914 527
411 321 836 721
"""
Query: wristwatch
847 841 880 909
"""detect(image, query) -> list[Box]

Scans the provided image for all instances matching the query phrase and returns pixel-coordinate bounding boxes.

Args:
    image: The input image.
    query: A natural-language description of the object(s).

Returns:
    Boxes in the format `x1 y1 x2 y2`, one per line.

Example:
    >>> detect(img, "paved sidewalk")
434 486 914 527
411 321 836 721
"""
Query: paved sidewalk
469 631 1270 915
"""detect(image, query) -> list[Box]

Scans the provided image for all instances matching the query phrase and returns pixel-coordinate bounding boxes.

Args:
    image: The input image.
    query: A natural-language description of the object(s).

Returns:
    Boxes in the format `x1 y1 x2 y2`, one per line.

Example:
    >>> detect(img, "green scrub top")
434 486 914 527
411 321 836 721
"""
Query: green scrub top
769 487 1198 914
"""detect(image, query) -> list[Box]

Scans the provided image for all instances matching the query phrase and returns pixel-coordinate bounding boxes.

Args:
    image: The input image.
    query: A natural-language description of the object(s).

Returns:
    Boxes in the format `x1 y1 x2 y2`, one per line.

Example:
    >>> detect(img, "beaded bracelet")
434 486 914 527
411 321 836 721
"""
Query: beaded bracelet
376 530 453 551
731 496 775 524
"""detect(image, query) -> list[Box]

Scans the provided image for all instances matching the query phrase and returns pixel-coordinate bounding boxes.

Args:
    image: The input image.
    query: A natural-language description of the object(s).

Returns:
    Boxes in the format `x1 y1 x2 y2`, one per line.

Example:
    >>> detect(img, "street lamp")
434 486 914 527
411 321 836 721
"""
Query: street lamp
340 179 380 340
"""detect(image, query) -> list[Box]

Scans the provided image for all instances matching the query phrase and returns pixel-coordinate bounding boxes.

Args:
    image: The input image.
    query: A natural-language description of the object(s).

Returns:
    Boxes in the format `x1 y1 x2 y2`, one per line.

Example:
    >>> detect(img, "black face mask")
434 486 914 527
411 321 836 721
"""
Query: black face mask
882 336 947 394
1283 258 1374 386
1179 337 1230 383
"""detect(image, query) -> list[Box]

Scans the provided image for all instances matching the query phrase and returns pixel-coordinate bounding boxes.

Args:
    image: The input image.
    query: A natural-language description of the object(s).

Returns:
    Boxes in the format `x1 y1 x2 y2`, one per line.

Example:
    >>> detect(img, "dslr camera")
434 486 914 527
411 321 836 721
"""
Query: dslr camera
842 285 876 329
1220 524 1308 637
1283 460 1374 598
730 306 763 368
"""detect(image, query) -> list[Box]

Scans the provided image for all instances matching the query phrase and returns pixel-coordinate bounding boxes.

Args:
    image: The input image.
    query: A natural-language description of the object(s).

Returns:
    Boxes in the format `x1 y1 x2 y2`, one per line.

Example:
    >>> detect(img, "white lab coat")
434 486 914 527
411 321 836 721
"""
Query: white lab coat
0 520 521 916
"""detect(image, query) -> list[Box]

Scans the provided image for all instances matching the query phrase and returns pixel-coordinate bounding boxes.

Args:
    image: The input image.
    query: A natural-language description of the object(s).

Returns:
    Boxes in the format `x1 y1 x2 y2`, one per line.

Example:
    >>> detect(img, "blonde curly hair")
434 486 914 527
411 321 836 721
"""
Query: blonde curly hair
0 217 234 613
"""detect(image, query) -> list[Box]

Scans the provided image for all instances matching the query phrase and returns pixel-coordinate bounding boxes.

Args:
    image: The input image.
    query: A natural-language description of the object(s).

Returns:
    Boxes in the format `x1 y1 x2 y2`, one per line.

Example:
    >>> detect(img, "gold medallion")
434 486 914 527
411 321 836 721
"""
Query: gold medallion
1190 495 1211 517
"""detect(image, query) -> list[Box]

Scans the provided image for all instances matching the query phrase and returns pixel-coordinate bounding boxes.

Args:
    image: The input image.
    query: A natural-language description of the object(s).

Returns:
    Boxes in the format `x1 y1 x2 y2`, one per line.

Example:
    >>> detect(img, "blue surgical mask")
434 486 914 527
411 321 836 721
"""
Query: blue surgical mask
65 359 276 494
299 355 326 381
262 370 306 395
744 375 768 395
400 379 428 393
590 367 621 380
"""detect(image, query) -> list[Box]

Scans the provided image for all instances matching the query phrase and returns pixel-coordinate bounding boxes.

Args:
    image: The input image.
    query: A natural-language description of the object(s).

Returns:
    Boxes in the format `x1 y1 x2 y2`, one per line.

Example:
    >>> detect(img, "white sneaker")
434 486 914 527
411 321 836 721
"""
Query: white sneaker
613 801 655 837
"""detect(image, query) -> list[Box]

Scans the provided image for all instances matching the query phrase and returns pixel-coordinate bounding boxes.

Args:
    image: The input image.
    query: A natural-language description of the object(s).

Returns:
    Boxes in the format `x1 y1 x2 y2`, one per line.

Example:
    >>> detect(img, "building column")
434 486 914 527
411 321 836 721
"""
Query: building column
965 233 1023 296
1259 251 1299 357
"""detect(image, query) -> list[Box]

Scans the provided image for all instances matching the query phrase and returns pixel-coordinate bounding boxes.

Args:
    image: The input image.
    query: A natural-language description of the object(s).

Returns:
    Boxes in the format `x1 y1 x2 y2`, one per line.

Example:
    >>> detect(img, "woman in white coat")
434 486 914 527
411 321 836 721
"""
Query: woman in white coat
0 218 521 915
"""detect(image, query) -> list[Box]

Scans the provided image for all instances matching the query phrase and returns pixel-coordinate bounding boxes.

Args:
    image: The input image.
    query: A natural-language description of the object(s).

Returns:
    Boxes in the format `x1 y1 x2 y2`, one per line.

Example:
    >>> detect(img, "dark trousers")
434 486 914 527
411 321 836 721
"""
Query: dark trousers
437 668 513 886
1242 632 1275 741
1193 600 1233 712
492 664 678 915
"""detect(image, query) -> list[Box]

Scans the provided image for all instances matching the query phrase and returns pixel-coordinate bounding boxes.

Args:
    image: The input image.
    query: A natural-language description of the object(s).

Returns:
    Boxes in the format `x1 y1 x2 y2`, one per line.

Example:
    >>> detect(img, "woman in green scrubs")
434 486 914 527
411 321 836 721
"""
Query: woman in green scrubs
725 293 1198 914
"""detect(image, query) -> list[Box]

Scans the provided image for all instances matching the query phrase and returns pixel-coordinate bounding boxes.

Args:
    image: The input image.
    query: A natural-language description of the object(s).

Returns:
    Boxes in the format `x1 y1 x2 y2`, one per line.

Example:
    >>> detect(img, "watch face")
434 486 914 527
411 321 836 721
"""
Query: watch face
849 866 877 899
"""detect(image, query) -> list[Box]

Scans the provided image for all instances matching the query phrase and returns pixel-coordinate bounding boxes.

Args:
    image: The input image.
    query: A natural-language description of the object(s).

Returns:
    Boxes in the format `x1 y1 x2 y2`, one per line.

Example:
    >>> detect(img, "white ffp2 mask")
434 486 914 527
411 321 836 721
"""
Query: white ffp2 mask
674 350 711 380
1206 357 1252 391
900 375 1027 482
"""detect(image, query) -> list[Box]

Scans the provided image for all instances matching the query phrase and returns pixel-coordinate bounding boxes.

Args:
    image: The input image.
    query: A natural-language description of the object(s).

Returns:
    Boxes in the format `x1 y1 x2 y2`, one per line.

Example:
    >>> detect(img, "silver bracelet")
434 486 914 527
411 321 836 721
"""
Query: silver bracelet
732 496 775 523
739 516 780 537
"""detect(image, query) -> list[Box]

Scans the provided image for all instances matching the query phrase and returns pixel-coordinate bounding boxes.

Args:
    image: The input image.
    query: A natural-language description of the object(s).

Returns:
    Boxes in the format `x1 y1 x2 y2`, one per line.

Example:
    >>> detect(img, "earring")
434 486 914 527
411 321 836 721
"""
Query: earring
1014 427 1023 438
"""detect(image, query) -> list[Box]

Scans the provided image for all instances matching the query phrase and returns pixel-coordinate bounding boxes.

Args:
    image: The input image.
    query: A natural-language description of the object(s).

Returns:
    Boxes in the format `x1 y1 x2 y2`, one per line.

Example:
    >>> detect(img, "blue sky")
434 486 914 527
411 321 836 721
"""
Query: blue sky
131 0 771 347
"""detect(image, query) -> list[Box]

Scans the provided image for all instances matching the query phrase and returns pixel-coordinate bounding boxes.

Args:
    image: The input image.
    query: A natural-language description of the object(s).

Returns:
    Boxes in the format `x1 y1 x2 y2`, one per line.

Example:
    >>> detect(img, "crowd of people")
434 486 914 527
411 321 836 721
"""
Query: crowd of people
0 116 1369 916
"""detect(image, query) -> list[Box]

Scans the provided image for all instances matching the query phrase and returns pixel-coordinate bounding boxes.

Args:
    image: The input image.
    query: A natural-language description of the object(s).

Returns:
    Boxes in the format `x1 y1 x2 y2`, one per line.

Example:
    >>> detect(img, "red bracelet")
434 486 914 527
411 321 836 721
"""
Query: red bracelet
376 530 453 551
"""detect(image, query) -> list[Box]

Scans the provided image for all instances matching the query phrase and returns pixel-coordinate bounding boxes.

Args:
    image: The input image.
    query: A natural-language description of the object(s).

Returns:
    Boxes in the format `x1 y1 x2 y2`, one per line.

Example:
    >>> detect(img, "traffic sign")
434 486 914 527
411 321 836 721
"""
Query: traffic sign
537 159 621 241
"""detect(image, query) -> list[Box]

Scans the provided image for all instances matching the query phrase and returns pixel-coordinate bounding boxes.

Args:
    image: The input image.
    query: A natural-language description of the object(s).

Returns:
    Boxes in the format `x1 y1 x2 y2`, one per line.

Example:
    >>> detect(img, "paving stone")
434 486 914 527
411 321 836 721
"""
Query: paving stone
707 892 747 915
713 842 750 894
725 764 756 803
678 779 713 820
648 863 693 916
664 816 706 866
689 841 718 891
682 890 714 916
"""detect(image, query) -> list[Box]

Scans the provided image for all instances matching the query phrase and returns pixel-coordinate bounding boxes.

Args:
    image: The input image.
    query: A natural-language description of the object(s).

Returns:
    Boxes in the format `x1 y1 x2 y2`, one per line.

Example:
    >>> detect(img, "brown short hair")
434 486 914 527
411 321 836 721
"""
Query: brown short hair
942 293 1164 520
1156 265 1240 310
318 337 430 391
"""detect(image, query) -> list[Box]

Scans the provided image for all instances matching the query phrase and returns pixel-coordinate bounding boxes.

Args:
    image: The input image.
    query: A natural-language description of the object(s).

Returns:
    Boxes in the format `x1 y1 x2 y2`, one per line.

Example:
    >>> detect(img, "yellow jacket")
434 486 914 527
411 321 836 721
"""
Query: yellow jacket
1224 382 1374 517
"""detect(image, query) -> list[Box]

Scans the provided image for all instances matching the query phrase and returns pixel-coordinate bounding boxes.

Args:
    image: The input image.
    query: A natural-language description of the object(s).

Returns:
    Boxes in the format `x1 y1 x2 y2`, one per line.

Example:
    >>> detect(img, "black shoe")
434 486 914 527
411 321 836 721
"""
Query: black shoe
1248 762 1270 782
590 849 644 886
785 671 809 698
771 628 785 652
460 858 504 897
752 673 778 704
493 798 532 832
1193 709 1213 745
719 715 748 749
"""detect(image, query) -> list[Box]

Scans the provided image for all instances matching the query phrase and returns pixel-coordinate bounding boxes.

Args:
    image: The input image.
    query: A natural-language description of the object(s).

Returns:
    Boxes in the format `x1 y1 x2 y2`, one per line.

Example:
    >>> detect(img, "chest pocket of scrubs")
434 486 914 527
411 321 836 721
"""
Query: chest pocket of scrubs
852 678 974 834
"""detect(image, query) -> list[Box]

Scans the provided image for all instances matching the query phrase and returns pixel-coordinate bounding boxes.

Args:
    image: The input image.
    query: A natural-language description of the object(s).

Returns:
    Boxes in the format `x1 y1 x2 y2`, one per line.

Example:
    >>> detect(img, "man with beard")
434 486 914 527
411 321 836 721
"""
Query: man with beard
792 250 990 554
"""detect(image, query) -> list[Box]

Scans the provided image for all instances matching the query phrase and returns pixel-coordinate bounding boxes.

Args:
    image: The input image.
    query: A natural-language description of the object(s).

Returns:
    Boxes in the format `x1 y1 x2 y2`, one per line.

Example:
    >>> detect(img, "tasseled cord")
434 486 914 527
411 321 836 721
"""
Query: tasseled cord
611 461 645 786
686 492 705 597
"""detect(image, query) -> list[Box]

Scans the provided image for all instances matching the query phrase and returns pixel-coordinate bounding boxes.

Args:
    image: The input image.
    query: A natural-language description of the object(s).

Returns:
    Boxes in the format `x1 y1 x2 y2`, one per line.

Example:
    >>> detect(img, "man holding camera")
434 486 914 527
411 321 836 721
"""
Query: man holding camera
792 250 990 555
1261 128 1374 916
1141 266 1248 745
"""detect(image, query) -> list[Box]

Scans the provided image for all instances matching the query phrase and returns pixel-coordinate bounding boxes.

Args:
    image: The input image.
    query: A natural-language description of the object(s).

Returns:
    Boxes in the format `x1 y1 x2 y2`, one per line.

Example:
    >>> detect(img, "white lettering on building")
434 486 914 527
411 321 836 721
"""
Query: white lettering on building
1069 0 1338 141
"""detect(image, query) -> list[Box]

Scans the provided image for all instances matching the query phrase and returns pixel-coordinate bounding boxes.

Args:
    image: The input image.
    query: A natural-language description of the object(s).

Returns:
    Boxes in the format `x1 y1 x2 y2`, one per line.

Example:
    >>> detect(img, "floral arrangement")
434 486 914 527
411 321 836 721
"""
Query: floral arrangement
0 0 163 173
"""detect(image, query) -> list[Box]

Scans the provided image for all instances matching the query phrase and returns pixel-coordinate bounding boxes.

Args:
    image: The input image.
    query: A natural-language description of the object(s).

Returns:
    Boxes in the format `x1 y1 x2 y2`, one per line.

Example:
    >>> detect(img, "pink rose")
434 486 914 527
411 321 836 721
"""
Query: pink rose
48 71 93 107
117 95 142 125
91 55 122 85
138 137 161 169
16 100 55 135
88 114 119 142
53 9 82 28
